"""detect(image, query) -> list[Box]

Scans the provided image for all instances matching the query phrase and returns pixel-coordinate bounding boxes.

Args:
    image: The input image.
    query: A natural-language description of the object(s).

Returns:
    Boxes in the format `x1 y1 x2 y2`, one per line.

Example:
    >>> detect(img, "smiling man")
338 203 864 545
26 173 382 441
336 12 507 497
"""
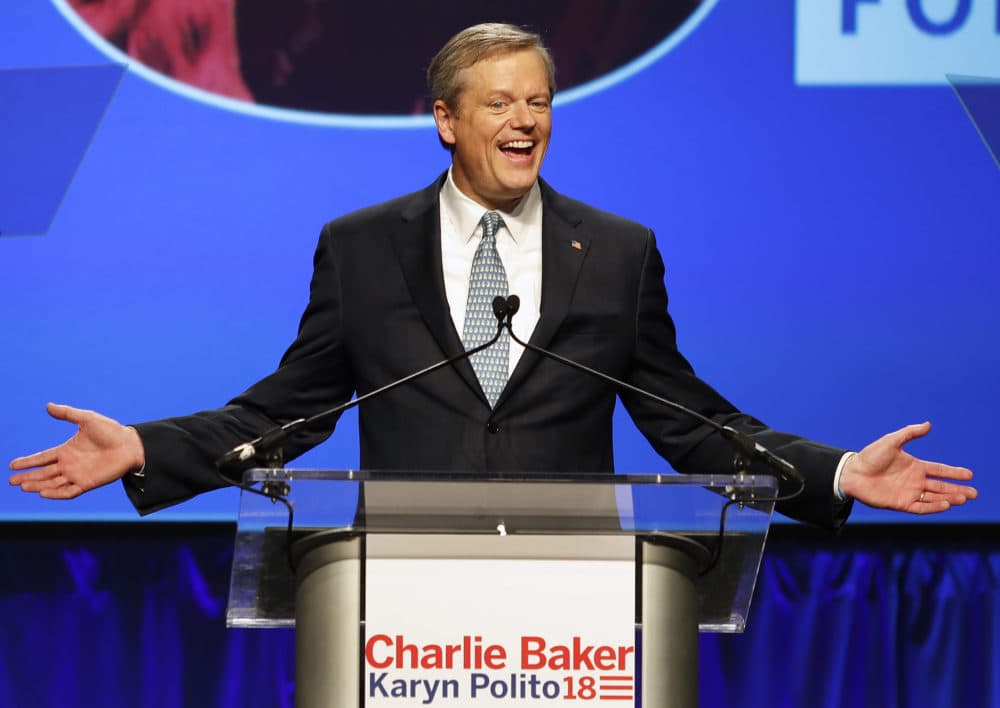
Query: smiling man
9 24 976 525
432 43 552 210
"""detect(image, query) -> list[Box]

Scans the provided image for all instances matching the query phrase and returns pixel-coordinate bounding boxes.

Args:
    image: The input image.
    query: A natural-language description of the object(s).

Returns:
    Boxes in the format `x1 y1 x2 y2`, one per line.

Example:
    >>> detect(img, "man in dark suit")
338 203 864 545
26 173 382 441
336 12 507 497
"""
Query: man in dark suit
9 24 976 525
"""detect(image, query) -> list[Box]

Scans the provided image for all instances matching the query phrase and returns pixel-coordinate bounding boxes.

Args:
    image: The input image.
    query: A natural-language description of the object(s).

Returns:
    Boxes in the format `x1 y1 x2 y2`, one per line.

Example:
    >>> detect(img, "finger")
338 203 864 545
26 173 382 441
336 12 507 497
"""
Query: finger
931 491 969 506
9 464 61 485
40 483 83 500
885 421 932 447
925 464 974 483
909 499 951 515
924 479 979 499
9 446 61 472
916 490 967 507
18 475 72 493
46 402 90 425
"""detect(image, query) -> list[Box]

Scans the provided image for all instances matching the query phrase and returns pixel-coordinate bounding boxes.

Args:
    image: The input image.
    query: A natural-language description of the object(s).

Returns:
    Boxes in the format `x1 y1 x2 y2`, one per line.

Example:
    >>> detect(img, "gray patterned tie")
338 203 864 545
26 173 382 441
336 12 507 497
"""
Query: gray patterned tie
462 211 509 407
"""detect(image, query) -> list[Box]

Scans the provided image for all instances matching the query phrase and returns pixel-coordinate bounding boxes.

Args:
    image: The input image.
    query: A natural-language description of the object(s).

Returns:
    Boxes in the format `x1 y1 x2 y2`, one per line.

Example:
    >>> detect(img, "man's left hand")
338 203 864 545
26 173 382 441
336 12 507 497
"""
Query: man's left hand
839 422 977 514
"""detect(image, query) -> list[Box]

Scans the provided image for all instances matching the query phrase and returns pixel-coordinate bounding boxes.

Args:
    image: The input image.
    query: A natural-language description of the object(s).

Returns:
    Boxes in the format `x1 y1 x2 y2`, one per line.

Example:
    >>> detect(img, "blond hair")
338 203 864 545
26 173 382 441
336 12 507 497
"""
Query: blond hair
427 23 557 109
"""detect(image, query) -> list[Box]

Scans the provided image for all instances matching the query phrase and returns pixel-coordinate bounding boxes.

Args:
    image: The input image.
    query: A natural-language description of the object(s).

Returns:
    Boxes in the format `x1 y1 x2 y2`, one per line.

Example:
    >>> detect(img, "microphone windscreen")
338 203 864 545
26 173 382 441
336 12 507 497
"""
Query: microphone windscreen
506 295 521 316
492 296 509 321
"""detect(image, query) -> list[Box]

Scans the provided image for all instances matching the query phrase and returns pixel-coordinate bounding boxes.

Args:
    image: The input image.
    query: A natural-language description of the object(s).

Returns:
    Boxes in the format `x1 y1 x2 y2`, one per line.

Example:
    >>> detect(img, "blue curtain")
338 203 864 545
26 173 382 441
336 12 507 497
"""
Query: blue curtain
701 532 1000 708
1 524 996 708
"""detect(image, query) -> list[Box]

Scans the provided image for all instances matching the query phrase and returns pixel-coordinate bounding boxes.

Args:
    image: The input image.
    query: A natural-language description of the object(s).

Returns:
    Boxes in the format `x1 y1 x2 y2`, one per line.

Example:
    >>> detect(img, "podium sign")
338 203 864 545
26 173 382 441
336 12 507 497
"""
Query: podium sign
226 470 777 707
365 537 635 706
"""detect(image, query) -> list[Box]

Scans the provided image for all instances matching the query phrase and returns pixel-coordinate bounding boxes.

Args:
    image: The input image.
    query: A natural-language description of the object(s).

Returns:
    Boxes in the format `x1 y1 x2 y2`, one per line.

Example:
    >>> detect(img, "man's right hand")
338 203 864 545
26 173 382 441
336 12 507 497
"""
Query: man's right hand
8 403 145 499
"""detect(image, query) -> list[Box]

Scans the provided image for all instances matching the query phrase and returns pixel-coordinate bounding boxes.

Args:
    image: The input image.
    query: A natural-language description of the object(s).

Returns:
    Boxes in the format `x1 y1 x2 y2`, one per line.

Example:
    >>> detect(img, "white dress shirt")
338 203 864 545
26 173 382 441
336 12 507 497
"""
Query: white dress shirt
439 169 542 379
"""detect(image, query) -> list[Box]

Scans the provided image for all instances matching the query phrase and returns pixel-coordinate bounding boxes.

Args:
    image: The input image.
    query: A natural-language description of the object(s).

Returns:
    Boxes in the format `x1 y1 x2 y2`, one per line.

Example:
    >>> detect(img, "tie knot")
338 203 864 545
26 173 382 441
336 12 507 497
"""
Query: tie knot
481 211 504 241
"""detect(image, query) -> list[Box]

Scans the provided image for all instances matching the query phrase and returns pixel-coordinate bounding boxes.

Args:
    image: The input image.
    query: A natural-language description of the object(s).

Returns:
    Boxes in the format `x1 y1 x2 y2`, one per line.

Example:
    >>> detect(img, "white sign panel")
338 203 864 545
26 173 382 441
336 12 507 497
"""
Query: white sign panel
365 551 635 706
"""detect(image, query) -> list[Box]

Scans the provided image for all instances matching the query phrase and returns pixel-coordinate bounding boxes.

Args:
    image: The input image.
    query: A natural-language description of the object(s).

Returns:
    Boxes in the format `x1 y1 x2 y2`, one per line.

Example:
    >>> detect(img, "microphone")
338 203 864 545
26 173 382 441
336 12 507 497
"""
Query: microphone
215 296 511 473
493 295 509 321
502 295 804 489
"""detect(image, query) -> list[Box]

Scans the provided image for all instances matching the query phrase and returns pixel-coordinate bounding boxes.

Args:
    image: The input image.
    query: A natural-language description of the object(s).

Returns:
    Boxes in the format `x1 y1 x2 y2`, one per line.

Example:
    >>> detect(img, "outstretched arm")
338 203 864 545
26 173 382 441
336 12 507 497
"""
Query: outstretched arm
839 422 977 514
8 403 145 499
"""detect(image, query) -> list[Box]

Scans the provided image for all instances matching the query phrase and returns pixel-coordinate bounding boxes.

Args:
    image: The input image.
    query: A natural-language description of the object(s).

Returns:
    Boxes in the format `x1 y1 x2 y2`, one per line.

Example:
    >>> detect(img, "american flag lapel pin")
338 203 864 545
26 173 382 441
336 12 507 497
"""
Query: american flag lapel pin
569 239 582 251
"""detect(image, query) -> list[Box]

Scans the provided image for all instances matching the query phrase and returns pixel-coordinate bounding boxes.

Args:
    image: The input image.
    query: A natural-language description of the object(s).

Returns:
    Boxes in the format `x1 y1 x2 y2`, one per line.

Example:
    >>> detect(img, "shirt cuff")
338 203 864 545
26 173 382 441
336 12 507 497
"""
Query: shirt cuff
125 426 145 493
834 451 855 501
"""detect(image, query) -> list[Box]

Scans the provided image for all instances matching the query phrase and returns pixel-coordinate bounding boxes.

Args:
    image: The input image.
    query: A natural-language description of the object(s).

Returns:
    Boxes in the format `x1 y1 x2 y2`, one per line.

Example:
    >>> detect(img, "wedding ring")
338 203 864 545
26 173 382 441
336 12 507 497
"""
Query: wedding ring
919 492 926 503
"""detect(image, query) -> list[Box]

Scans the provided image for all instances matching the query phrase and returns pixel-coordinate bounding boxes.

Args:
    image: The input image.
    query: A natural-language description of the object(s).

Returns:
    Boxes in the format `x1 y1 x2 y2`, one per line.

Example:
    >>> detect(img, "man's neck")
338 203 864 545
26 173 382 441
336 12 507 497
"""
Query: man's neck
444 169 536 215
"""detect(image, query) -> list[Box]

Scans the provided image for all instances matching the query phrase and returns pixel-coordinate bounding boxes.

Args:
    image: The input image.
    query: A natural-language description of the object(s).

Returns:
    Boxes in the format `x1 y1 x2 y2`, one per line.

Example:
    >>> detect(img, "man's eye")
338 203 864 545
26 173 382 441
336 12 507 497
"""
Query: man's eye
530 100 550 110
490 101 507 110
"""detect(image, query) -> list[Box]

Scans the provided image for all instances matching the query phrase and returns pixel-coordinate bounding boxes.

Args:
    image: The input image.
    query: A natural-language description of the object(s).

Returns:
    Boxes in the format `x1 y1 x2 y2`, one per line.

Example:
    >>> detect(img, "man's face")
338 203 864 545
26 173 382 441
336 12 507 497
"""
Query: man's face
434 49 552 211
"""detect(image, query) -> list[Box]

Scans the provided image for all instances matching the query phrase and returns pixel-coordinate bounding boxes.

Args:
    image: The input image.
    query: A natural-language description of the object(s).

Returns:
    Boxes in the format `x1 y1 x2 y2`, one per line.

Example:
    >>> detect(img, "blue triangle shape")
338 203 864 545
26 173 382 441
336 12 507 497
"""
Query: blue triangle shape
0 64 125 237
948 74 1000 173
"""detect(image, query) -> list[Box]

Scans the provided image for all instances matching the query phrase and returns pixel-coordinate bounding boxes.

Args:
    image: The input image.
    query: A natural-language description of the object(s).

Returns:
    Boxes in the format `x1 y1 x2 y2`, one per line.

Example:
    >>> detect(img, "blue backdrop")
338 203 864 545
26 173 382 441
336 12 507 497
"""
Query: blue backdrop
2 4 998 707
1 0 997 524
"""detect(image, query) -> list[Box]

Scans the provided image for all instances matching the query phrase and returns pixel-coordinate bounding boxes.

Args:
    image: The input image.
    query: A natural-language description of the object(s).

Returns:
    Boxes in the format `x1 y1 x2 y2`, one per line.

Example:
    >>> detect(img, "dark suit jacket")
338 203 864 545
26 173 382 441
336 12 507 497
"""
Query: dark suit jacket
129 174 852 528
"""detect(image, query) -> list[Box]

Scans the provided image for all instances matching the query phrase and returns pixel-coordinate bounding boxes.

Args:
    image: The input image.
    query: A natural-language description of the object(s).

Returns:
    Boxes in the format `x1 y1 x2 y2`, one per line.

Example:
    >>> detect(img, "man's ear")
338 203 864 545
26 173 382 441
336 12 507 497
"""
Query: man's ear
433 100 457 147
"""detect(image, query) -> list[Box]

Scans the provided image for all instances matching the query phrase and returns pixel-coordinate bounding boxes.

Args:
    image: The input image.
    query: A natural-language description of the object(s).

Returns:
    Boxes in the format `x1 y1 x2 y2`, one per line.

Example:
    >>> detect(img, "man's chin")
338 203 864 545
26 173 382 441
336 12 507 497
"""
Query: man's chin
491 184 535 209
496 171 540 200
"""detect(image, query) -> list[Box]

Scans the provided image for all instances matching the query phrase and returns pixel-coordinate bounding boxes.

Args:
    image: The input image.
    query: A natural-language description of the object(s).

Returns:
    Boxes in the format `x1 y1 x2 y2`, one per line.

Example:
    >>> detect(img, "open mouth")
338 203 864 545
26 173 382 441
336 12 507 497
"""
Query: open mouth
499 140 535 158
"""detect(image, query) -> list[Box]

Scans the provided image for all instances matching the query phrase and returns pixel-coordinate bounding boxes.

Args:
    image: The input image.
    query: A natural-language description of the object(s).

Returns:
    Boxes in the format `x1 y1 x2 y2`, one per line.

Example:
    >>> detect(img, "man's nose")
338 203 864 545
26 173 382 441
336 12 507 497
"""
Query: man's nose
509 101 536 130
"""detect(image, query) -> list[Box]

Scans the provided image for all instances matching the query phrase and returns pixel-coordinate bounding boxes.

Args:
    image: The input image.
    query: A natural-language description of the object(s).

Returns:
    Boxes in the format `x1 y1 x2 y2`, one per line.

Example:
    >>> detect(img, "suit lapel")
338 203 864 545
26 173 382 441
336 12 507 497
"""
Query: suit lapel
390 175 489 406
499 182 590 404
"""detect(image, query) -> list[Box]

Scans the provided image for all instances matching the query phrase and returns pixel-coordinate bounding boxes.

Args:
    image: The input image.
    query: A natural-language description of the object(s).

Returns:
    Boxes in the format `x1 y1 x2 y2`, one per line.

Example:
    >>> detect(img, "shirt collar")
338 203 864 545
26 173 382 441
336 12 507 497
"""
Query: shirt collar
440 167 542 245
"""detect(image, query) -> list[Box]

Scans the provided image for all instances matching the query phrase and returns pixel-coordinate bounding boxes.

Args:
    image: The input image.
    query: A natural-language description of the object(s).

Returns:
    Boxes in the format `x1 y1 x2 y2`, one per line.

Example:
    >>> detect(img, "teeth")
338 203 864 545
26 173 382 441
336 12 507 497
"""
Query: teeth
501 140 533 149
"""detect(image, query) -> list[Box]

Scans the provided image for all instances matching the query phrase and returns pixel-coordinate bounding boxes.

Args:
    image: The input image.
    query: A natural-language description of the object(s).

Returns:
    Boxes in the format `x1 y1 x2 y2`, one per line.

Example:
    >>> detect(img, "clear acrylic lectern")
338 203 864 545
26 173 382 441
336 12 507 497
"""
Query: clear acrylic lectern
226 470 777 708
